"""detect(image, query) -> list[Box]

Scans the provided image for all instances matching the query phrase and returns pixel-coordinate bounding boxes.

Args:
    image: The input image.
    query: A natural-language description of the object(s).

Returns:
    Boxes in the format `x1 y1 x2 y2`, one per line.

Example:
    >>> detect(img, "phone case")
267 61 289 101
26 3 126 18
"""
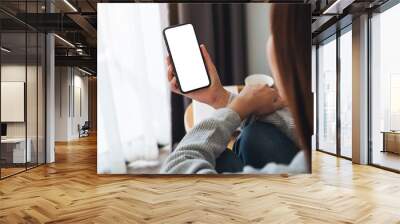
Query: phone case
163 23 211 94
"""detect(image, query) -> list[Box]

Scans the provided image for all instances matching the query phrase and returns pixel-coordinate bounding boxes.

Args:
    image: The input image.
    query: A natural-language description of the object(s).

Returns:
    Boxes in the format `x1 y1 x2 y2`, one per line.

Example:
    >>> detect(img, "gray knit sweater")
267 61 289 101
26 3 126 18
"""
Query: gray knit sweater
160 106 307 174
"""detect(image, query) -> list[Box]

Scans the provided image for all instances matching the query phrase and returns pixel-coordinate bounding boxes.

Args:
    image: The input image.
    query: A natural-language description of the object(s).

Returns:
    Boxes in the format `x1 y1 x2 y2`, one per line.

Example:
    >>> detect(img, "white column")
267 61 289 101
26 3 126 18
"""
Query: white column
352 14 369 164
45 0 56 163
46 32 55 163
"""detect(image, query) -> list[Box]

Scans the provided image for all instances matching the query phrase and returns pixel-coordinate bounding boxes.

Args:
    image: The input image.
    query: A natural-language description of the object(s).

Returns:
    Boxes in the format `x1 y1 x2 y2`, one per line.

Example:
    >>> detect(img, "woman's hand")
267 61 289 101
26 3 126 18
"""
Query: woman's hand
167 44 230 109
228 84 285 120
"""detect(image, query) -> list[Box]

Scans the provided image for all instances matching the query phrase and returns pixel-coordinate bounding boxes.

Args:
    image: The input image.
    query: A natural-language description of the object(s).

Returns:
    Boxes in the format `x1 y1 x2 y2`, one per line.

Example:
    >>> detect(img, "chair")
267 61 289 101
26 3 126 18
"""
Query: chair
79 121 90 138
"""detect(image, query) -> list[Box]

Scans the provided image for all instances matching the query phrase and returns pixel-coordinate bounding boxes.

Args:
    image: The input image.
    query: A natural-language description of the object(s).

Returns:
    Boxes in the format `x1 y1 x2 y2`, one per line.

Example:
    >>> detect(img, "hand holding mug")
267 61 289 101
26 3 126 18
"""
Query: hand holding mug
228 84 284 120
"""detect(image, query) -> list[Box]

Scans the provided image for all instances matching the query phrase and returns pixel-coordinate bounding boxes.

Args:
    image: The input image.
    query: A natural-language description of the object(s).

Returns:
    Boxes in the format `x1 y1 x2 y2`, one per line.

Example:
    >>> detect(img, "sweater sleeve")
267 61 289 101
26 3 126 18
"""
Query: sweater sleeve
160 108 242 174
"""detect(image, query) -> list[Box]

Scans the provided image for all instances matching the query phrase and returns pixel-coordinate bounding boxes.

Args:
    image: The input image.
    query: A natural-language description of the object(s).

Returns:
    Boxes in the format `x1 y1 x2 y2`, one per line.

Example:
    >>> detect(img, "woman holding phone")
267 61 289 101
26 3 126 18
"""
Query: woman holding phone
161 5 312 174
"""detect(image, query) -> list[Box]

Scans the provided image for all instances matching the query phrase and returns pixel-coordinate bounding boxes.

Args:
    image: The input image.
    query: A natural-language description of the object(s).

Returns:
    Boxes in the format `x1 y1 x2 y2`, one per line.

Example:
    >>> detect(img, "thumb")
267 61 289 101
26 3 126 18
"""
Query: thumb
200 44 217 75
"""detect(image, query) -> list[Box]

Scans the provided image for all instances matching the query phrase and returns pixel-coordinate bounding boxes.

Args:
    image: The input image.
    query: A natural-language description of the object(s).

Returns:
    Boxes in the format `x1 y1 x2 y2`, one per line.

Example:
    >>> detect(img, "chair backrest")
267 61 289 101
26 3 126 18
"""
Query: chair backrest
82 121 90 129
184 104 194 132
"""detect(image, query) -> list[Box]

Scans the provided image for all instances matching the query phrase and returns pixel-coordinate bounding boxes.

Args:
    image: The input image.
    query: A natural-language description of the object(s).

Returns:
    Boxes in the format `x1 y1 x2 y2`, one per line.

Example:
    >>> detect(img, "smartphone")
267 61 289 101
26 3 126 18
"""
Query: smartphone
163 24 211 93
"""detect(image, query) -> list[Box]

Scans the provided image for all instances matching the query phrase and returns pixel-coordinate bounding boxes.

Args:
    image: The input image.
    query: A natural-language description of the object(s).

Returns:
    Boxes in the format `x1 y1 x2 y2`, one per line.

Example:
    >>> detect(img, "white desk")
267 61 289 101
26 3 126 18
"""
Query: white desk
1 138 31 163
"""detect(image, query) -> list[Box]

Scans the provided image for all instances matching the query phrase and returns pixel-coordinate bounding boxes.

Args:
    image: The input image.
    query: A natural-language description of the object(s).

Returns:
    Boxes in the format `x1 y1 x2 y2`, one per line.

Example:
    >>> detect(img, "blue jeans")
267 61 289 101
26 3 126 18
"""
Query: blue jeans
215 121 299 173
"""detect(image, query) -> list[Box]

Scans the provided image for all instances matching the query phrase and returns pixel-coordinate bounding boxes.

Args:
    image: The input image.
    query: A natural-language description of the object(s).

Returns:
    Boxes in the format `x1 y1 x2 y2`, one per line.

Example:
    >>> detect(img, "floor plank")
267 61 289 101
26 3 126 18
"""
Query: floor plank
1 135 400 223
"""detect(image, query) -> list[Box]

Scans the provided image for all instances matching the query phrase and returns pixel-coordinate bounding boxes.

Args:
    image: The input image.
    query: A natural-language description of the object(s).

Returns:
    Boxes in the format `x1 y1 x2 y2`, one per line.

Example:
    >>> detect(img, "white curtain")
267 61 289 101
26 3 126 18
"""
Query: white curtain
97 4 170 173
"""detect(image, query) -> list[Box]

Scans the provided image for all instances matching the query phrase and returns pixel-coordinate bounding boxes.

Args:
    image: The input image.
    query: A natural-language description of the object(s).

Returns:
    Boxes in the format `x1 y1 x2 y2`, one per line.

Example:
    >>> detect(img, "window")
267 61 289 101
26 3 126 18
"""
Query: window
0 1 47 179
316 26 353 159
339 29 352 158
317 37 337 154
390 74 400 130
370 2 400 171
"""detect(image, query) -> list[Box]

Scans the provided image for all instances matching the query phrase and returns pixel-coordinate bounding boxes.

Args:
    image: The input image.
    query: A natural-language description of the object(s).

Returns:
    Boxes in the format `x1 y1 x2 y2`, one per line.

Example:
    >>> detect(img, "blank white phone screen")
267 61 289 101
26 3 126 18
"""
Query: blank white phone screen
165 24 210 92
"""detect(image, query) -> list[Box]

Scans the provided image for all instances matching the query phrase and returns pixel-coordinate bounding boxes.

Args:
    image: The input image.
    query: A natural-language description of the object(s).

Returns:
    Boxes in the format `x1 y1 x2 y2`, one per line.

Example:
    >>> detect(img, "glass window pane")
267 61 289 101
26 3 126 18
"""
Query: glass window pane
1 31 27 177
27 31 38 169
26 0 39 169
318 37 337 154
340 30 352 158
0 1 46 179
371 3 400 171
38 33 46 165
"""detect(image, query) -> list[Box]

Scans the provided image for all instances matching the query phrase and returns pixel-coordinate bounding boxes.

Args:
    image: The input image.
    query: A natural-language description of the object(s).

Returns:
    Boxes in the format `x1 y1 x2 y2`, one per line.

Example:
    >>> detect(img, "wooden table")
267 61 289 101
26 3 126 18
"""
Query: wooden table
1 138 32 164
381 131 400 154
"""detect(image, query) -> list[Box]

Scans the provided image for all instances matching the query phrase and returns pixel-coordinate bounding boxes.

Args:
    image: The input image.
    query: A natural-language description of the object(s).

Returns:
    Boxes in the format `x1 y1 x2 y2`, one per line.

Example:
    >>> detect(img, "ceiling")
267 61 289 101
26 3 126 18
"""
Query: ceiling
0 0 392 74
0 0 99 73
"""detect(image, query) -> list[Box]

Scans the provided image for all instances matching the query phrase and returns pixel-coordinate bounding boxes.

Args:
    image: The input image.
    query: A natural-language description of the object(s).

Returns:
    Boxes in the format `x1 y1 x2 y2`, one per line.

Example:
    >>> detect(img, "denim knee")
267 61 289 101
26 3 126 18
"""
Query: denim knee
234 121 299 168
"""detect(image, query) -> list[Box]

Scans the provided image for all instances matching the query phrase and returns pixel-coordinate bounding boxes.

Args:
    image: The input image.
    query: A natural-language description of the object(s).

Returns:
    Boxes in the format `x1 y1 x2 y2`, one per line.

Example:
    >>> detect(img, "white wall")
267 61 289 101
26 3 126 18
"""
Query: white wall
1 66 26 137
1 65 39 138
245 4 271 76
55 66 68 141
55 67 89 141
72 73 89 136
1 82 25 122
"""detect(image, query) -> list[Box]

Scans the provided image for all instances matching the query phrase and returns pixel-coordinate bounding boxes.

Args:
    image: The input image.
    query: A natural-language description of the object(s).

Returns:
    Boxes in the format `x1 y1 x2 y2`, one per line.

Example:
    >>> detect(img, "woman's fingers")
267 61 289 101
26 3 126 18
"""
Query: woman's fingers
249 86 284 115
268 88 286 110
167 65 174 81
267 88 283 110
170 76 181 94
166 55 182 94
166 55 182 95
166 55 172 65
166 56 175 79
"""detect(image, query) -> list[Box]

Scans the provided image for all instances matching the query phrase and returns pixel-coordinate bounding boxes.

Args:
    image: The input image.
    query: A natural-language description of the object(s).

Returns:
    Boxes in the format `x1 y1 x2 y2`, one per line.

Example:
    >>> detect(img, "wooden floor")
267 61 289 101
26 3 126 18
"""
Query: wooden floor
1 167 26 178
1 135 400 223
372 150 400 171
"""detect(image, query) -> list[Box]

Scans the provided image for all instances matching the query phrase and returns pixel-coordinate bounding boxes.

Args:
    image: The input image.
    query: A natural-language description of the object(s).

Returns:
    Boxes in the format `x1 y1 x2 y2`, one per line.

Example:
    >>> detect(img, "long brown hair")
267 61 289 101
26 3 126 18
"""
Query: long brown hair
270 4 313 172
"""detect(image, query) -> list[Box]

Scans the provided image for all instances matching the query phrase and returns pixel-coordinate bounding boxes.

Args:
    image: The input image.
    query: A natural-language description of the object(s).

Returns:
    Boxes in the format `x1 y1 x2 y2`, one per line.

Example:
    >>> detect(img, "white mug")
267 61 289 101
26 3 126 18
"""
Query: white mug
245 74 274 87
